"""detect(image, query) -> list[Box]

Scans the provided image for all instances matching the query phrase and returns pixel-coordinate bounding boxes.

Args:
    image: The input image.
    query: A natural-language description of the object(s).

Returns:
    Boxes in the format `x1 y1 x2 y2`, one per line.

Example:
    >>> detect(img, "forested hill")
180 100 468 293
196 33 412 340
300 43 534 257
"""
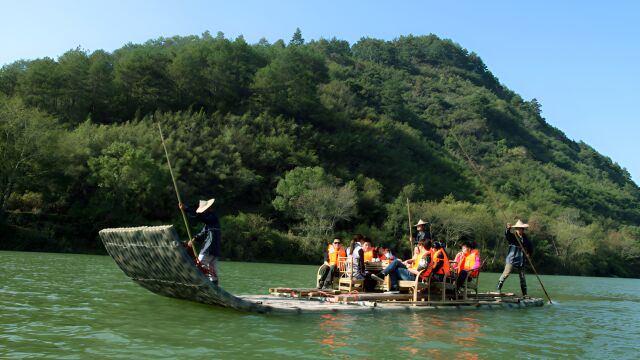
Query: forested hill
1 30 639 277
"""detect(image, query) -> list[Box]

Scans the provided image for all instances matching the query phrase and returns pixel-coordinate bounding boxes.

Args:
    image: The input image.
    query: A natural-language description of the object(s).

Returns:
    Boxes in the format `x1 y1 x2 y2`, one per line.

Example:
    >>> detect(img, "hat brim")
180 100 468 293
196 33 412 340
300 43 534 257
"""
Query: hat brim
196 198 215 213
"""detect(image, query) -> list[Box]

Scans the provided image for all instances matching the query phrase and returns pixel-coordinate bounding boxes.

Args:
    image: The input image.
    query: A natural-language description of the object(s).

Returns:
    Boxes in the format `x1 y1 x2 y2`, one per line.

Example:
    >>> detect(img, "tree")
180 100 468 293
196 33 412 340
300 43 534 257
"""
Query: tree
0 98 62 215
87 141 165 222
87 50 116 123
294 184 357 251
252 46 328 119
289 28 304 46
272 166 334 218
273 166 357 252
114 46 174 117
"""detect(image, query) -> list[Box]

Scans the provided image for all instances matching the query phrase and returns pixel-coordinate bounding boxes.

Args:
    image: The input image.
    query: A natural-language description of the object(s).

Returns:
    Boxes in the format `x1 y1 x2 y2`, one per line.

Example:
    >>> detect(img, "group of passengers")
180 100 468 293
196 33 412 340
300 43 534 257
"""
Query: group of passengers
316 219 482 293
317 234 395 289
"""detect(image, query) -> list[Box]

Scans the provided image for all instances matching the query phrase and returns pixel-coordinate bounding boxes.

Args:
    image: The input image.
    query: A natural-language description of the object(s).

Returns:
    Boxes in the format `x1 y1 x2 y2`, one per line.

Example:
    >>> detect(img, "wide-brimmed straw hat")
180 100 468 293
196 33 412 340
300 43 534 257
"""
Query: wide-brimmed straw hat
196 198 215 213
512 219 529 229
414 219 428 227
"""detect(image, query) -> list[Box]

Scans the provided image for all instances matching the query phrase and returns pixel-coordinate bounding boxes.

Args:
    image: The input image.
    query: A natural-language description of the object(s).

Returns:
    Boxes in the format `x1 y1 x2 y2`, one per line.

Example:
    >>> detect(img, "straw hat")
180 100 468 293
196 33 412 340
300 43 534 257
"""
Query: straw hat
196 198 215 213
512 219 529 229
414 219 428 227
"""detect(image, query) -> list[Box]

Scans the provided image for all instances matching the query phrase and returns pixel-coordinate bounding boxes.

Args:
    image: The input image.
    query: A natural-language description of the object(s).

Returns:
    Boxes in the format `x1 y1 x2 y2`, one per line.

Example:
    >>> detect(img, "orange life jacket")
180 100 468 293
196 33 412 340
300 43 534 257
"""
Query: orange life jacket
460 249 480 278
364 249 376 262
432 248 450 275
328 245 347 266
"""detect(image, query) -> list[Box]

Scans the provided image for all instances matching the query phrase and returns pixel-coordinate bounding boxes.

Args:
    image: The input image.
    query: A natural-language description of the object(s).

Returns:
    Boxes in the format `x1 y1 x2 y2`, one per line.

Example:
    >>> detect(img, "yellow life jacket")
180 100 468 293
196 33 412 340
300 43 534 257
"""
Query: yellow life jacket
412 249 428 270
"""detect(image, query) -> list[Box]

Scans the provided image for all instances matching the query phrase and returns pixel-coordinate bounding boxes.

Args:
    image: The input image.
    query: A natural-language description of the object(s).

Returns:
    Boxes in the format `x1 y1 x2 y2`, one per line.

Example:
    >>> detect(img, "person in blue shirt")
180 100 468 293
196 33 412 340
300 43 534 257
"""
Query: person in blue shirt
497 220 533 296
179 198 221 285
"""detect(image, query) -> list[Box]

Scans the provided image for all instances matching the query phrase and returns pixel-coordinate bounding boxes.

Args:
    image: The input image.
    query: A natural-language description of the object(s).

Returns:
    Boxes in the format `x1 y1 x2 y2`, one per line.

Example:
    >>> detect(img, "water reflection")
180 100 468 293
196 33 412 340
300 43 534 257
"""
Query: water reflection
319 314 348 350
397 313 483 359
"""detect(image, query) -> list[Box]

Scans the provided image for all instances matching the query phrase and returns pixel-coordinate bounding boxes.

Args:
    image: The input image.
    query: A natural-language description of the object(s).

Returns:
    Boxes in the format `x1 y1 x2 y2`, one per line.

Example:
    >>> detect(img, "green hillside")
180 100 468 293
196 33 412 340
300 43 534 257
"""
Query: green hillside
1 30 639 276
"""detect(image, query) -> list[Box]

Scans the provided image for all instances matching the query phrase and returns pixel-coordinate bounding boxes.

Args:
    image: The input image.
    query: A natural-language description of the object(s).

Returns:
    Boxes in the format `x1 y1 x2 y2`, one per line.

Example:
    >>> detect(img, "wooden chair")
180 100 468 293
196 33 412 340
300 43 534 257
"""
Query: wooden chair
398 269 430 301
430 270 458 302
338 256 364 292
460 266 481 300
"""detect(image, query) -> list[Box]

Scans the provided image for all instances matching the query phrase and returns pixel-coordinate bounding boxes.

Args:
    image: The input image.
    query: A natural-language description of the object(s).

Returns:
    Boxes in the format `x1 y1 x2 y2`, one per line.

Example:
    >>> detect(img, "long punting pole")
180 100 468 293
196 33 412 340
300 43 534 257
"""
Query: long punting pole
450 131 553 304
406 198 413 252
513 231 553 304
157 122 197 257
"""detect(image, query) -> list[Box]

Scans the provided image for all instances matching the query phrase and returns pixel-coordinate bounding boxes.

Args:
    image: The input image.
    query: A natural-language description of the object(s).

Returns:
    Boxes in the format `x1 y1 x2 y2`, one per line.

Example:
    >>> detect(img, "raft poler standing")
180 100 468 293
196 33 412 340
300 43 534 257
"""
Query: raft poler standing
179 198 221 285
413 219 431 255
497 220 533 296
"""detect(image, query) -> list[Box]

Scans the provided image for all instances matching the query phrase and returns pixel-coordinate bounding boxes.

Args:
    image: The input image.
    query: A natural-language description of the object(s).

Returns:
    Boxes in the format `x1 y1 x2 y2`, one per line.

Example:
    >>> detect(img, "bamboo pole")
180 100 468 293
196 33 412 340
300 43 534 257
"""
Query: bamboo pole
407 197 413 252
157 121 197 258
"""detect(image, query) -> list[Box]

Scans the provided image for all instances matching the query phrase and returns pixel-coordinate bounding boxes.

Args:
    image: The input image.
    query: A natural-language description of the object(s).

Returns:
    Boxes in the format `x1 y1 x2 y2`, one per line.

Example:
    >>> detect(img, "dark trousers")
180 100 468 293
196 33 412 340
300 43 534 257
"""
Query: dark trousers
318 264 339 287
456 270 469 289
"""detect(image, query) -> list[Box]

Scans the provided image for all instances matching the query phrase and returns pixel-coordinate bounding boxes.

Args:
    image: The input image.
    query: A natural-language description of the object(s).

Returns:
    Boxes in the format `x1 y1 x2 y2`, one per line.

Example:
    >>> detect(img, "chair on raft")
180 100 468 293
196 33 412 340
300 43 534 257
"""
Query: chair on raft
337 256 364 292
457 265 482 300
399 267 457 302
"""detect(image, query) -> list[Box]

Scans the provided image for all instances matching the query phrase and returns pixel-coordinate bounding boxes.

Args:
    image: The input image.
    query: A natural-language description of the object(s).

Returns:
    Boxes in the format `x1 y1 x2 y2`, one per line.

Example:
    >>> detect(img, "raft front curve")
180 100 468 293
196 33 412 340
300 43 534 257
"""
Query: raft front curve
99 225 270 313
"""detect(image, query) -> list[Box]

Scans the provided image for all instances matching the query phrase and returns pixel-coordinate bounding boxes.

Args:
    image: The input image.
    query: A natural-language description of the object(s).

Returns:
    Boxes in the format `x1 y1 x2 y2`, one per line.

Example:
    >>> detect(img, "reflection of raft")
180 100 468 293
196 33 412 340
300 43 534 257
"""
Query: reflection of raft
99 225 544 314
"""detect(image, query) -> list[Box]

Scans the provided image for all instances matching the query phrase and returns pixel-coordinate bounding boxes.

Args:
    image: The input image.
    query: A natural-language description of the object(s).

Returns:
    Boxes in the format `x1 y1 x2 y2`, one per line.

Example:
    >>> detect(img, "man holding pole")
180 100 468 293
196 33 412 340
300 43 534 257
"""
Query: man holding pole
497 220 533 297
180 199 221 285
413 219 431 255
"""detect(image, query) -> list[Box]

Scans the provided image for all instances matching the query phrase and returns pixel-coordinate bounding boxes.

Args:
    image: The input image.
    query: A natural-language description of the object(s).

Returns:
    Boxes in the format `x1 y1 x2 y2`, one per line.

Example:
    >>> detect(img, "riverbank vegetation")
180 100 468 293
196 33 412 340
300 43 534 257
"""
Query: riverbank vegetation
1 30 639 277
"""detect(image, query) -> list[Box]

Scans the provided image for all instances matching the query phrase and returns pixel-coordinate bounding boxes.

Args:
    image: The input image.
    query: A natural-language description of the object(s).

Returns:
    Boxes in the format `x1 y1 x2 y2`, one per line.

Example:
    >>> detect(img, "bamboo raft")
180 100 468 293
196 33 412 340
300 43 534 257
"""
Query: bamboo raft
99 225 544 314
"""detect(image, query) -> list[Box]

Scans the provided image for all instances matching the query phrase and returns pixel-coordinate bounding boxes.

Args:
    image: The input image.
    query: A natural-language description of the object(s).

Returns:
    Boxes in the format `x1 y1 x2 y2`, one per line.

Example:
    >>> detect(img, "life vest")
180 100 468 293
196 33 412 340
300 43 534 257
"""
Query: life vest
432 248 450 275
412 249 428 270
364 249 376 262
460 249 480 278
328 245 347 266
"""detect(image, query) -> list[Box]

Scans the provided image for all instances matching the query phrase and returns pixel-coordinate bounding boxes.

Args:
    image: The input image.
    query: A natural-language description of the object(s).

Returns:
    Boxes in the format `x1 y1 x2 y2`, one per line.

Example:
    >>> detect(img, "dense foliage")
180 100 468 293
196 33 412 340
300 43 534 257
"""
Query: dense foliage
1 30 639 277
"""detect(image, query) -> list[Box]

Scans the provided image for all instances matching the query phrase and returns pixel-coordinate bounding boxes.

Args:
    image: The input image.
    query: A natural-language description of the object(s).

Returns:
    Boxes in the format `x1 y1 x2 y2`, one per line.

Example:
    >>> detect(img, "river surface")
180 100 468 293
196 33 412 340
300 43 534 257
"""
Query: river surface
1 251 639 359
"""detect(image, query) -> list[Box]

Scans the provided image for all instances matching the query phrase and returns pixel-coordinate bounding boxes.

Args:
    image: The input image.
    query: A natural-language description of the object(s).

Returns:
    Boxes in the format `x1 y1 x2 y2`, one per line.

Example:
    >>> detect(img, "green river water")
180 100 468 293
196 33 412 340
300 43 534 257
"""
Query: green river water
1 251 639 359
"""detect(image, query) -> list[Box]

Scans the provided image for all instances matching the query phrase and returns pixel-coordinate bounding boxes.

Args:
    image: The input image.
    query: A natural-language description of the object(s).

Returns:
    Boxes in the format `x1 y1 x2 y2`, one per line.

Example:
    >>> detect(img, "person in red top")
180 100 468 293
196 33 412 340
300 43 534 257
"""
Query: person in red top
376 246 394 261
317 238 347 289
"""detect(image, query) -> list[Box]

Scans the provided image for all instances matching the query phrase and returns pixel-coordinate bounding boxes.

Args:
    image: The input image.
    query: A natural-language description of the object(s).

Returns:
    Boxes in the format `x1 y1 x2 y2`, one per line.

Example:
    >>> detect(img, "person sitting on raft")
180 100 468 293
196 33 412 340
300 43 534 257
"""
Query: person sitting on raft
421 241 450 282
362 238 378 263
371 240 431 291
377 245 394 261
348 235 366 280
452 239 481 290
317 238 347 289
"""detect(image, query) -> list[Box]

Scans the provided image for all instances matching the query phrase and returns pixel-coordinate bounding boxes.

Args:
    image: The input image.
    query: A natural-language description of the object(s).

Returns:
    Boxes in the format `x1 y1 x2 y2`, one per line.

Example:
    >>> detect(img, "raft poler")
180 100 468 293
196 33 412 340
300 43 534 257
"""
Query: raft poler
179 198 221 285
413 219 432 255
497 220 533 297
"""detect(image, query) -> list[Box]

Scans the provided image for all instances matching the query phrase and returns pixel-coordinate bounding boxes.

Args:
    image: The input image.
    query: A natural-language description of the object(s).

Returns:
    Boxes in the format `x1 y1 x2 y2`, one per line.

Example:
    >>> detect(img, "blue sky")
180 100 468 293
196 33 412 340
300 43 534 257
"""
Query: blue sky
2 1 639 184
